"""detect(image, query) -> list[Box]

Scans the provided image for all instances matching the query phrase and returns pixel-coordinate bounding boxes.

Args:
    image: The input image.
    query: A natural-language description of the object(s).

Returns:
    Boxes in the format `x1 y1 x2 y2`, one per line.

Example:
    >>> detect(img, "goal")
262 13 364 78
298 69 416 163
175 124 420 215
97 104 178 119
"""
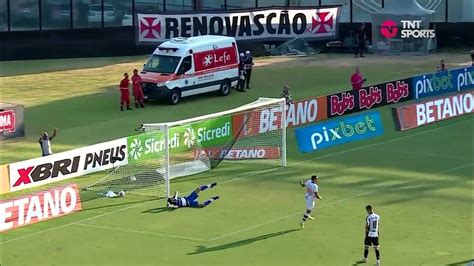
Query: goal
84 97 286 198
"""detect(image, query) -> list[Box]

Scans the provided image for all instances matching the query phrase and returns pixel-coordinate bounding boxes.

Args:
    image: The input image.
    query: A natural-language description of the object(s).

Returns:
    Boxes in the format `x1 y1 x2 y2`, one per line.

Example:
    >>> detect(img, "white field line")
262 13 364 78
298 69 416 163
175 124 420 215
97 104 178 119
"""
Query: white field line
1 119 470 245
1 200 150 244
208 162 474 242
221 118 472 186
367 148 473 161
76 223 207 242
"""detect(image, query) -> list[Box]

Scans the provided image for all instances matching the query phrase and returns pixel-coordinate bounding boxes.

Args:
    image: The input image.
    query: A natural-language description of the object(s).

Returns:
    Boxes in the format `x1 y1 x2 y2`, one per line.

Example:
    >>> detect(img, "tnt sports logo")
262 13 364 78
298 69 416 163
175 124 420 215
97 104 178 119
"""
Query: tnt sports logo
184 127 196 148
380 20 435 39
295 112 384 153
380 20 398 39
129 138 144 160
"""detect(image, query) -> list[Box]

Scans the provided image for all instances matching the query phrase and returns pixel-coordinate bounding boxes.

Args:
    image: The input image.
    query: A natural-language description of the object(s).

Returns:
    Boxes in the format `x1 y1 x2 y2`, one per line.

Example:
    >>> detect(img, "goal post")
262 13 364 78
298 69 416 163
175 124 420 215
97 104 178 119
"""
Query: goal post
84 97 287 198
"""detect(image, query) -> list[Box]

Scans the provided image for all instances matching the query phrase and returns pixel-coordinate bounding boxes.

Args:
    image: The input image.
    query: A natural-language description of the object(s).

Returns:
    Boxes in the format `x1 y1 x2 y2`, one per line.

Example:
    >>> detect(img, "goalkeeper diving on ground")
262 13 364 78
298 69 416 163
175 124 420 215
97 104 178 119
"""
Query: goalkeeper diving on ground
167 183 220 208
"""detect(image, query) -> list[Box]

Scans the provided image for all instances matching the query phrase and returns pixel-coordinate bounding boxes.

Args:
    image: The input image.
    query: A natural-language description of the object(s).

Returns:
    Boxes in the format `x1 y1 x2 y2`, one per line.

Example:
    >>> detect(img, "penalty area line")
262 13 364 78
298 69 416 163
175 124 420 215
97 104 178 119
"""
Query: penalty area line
219 118 472 186
367 148 473 161
1 200 150 245
2 119 470 245
208 162 474 242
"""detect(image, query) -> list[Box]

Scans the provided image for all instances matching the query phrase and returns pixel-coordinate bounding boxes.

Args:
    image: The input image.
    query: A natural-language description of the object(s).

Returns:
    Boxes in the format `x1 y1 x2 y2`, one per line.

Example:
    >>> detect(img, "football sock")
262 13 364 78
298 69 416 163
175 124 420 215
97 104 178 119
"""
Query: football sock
302 211 311 222
364 249 369 258
200 183 217 191
203 196 219 206
375 250 380 260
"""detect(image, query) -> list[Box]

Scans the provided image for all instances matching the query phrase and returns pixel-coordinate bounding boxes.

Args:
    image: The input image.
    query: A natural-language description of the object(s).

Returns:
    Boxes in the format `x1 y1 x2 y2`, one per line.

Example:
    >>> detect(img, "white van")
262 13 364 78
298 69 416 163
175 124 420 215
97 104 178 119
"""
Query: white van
140 35 240 104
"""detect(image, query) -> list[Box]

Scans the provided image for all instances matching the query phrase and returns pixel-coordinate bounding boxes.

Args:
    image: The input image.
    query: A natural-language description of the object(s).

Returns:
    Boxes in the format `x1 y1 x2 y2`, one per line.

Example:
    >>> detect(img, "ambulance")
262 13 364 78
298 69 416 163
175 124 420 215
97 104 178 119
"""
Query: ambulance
140 35 240 104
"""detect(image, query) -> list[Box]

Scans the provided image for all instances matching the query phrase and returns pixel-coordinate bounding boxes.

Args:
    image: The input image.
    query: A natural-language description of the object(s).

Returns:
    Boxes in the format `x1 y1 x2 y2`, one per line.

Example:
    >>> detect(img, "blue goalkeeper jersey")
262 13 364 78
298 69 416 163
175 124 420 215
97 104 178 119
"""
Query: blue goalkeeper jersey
169 191 199 208
176 197 188 207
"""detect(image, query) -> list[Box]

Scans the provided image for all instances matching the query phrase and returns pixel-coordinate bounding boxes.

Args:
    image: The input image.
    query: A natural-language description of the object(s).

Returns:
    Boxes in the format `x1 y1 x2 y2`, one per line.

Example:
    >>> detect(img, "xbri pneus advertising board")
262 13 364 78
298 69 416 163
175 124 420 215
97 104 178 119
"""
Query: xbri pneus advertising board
9 139 127 192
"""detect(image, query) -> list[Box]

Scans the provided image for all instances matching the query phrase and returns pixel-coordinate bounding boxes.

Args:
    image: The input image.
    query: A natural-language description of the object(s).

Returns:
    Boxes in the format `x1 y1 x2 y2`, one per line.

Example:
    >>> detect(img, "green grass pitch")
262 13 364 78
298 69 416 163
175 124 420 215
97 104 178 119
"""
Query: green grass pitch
0 53 472 266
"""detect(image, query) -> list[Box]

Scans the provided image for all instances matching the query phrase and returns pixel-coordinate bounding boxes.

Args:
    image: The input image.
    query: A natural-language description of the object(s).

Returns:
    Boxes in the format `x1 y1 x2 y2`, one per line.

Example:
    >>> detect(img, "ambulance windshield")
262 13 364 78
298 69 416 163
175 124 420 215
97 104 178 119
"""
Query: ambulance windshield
144 55 181 74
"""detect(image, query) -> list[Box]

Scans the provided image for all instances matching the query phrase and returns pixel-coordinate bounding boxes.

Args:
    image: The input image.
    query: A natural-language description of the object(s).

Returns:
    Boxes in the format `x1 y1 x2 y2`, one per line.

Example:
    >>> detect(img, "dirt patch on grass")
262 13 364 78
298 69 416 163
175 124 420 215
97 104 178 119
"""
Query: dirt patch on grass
255 52 472 69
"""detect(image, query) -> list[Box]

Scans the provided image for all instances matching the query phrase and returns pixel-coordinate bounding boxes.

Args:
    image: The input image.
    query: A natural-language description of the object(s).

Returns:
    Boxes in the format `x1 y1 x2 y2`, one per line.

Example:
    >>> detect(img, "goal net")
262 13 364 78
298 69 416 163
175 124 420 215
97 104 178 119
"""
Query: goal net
84 97 286 198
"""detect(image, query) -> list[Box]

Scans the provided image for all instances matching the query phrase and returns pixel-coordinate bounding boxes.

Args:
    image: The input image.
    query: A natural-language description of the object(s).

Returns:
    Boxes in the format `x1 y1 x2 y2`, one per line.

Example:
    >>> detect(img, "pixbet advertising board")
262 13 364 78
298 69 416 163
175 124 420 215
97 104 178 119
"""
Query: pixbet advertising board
0 184 82 232
394 91 474 131
412 66 474 99
295 111 384 153
137 7 339 43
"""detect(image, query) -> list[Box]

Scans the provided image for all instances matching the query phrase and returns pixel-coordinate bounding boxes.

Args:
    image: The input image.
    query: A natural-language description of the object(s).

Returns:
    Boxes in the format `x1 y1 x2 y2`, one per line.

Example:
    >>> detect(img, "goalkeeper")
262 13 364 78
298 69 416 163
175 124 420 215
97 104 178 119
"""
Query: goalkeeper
167 183 219 209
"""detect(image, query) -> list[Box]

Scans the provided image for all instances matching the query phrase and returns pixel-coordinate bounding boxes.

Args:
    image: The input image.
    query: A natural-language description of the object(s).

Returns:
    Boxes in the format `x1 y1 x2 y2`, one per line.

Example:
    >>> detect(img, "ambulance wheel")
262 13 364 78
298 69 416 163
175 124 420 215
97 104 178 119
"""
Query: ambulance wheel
219 81 231 96
169 89 180 105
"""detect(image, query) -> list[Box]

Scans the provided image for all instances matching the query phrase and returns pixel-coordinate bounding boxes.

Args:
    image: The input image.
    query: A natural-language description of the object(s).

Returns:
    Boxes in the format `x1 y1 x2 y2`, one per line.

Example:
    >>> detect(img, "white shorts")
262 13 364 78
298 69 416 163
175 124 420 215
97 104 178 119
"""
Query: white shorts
305 196 316 210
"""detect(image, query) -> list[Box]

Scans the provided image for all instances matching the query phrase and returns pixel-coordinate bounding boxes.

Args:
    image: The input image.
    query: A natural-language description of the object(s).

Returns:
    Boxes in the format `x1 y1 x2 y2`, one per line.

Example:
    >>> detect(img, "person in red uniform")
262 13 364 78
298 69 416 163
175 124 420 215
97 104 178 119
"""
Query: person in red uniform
119 73 132 111
131 69 145 109
351 67 366 90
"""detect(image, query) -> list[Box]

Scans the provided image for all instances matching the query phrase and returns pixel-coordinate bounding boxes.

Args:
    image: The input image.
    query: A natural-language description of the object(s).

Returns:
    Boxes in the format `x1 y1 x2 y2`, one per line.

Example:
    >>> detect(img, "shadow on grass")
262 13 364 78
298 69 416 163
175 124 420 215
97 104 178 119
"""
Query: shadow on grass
446 259 473 266
142 206 176 214
79 190 158 212
187 229 299 255
170 164 277 184
82 198 157 212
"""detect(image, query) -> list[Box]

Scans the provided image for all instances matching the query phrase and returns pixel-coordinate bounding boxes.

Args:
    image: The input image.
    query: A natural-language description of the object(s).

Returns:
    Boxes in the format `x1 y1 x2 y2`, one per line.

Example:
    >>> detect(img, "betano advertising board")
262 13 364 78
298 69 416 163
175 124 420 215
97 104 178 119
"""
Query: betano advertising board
394 91 474 131
0 184 82 232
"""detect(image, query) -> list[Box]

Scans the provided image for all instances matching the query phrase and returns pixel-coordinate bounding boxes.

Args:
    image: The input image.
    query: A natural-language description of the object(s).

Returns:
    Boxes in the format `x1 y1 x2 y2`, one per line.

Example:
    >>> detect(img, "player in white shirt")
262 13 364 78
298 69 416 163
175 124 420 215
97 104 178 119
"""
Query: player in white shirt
360 205 381 265
299 175 322 229
38 128 58 156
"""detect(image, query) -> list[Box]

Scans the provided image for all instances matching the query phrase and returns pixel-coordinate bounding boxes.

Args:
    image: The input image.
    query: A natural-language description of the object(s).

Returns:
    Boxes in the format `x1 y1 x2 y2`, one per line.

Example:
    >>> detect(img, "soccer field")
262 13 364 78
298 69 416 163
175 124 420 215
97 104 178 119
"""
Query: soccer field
1 53 472 266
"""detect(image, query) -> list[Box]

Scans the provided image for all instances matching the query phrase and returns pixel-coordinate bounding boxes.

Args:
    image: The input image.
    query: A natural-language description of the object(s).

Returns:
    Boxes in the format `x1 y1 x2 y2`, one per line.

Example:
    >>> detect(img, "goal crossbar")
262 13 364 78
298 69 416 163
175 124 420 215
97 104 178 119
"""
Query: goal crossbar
142 97 284 128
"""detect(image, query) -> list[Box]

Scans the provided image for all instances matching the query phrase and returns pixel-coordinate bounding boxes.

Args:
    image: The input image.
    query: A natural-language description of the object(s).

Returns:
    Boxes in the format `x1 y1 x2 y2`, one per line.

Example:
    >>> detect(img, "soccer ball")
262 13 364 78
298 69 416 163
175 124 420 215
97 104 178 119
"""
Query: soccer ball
118 191 126 197
129 176 137 182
